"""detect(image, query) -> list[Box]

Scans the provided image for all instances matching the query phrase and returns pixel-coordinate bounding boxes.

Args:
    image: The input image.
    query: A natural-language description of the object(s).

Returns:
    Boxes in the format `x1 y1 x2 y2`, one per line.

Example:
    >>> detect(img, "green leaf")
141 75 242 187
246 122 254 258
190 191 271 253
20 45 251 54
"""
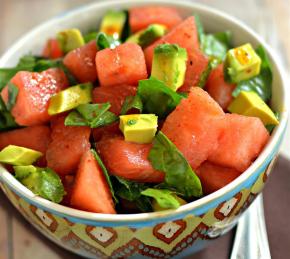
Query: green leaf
137 77 184 118
96 32 120 50
148 131 203 198
14 165 65 203
114 177 152 212
121 10 131 41
6 82 18 111
0 95 18 131
84 31 98 43
91 149 117 203
197 58 219 88
120 95 143 115
232 45 272 102
65 103 118 128
141 188 180 209
194 14 204 43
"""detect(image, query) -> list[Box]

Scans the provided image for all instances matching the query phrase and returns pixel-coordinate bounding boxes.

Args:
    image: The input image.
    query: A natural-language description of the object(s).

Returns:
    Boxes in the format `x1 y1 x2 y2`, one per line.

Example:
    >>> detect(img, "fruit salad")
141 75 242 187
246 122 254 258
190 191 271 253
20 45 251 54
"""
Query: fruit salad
0 6 279 214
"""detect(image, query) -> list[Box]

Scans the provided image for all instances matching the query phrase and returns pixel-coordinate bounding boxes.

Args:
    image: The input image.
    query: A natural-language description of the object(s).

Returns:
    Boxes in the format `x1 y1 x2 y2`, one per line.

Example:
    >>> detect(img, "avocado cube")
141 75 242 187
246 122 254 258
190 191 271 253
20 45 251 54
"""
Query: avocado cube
100 10 126 40
126 24 167 48
0 145 42 166
48 83 93 115
57 28 85 53
151 44 188 91
119 114 158 144
228 91 279 125
225 43 261 83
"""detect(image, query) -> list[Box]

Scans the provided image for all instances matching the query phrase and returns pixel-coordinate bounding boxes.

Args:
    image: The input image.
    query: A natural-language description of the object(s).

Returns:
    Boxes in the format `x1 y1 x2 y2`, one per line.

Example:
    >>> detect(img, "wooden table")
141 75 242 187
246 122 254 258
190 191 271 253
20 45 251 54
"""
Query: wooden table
0 0 289 258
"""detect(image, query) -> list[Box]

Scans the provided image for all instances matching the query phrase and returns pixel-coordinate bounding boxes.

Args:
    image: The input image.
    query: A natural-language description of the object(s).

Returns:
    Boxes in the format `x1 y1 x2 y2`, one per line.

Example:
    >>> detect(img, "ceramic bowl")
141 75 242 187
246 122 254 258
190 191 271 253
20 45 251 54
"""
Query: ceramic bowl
0 0 288 258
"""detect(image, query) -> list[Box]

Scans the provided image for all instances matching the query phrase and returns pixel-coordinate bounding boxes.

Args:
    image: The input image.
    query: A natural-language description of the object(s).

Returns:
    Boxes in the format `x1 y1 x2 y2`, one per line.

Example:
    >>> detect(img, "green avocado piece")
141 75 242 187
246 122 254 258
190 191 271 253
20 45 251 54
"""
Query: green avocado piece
119 114 158 144
14 165 65 203
126 24 167 48
151 44 188 91
228 91 279 125
57 28 85 53
100 10 126 40
48 83 93 115
225 43 261 83
0 145 42 166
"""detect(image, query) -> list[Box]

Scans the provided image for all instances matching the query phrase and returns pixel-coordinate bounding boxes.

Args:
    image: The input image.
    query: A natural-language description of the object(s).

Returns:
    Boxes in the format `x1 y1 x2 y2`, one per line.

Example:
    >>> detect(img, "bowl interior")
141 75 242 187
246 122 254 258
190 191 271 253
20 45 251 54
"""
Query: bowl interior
0 0 288 223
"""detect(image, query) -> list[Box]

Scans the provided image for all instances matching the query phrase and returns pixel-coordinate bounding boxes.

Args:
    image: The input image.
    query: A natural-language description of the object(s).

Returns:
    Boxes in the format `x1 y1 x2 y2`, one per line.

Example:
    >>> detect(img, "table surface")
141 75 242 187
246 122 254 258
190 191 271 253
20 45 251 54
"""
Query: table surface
0 0 290 258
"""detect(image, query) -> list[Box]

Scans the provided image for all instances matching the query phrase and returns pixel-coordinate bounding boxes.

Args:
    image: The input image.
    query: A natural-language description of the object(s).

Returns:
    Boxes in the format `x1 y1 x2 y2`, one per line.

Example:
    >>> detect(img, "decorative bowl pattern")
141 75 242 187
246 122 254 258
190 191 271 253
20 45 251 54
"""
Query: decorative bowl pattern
0 0 288 258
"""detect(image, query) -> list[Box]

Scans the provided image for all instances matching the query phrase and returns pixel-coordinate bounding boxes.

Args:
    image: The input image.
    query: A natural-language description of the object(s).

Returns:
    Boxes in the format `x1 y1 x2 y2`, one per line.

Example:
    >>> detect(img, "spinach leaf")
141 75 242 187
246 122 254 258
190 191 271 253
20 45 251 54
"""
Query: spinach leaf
114 177 152 212
84 31 98 43
121 10 131 41
96 32 120 50
197 58 219 88
232 45 272 102
120 95 143 115
0 96 18 131
141 188 180 209
65 103 118 128
137 77 184 118
148 131 203 198
6 82 19 111
91 149 117 203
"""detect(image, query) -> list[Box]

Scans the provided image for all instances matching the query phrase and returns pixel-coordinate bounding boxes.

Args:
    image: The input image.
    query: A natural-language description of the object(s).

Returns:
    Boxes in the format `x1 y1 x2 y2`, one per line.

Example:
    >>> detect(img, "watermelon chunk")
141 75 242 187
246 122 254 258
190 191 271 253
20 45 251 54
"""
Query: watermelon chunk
1 68 68 126
196 161 241 194
92 122 120 142
208 114 270 172
129 6 182 33
70 150 116 214
42 38 64 59
96 43 148 87
144 16 200 70
46 116 91 175
162 87 224 169
63 40 98 83
92 84 137 115
0 125 51 166
205 64 236 110
97 135 165 183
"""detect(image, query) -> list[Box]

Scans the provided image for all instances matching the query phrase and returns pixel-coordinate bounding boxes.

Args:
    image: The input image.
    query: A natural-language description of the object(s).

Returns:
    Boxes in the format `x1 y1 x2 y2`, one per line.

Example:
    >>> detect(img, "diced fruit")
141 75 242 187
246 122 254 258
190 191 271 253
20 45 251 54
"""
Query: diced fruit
228 91 279 125
14 165 65 203
42 38 64 59
63 41 98 83
95 43 148 87
97 135 165 183
119 114 158 144
70 150 116 213
129 6 182 33
205 63 236 110
92 122 120 142
57 29 85 53
144 16 199 70
99 10 126 39
1 69 68 126
0 145 42 166
126 24 167 48
208 113 270 172
162 87 224 169
92 85 137 115
151 44 188 91
225 43 261 83
46 116 91 175
0 125 51 166
48 83 93 115
196 161 241 194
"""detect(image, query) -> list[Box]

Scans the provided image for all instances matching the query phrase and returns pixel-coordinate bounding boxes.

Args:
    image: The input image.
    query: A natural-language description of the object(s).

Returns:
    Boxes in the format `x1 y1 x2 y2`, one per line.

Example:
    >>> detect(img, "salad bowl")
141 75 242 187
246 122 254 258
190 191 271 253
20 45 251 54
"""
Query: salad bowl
0 0 288 258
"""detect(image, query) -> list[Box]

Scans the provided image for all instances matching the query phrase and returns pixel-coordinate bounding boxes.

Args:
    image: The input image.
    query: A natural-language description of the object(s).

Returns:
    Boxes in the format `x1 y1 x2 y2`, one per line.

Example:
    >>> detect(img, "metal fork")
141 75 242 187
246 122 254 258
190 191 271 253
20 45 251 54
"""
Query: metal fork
230 194 271 259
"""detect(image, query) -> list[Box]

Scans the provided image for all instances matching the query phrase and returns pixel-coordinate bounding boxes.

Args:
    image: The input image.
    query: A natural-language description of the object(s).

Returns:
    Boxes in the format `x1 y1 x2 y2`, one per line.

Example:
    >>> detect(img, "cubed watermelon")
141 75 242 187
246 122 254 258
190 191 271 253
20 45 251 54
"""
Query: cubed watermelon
95 43 148 87
129 6 182 33
1 68 68 126
92 122 120 142
144 16 200 70
196 161 241 194
63 40 98 83
97 135 165 183
205 64 236 110
70 150 116 213
162 87 224 169
208 114 270 172
92 84 137 115
42 38 64 59
46 116 91 175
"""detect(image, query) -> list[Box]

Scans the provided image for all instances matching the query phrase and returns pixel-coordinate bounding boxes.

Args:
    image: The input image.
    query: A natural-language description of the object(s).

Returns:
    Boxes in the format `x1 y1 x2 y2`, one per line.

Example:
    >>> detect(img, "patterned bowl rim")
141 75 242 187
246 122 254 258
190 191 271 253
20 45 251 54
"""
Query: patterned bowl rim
0 0 288 224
